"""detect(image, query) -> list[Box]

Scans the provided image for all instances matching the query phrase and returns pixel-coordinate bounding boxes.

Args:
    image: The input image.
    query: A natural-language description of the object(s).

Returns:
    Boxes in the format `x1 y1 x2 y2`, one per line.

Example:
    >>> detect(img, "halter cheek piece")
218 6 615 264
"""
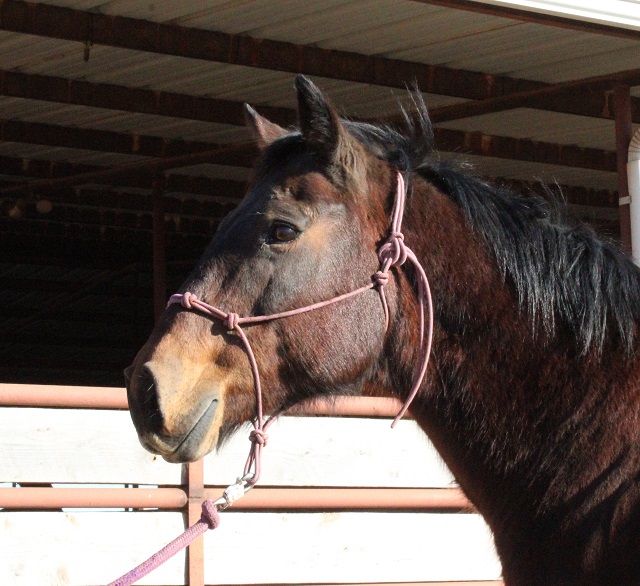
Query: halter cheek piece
167 172 434 486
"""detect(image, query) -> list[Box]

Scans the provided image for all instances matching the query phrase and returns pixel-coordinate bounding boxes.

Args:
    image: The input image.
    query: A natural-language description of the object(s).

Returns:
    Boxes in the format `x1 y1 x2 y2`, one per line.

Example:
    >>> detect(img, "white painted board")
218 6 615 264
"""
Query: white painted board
1 408 455 488
0 511 501 585
0 408 181 485
205 416 455 488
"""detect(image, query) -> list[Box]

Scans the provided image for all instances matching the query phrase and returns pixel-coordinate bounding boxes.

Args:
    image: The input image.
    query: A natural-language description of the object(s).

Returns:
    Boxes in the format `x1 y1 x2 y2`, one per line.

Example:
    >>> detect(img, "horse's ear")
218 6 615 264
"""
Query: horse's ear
295 75 342 160
244 104 287 150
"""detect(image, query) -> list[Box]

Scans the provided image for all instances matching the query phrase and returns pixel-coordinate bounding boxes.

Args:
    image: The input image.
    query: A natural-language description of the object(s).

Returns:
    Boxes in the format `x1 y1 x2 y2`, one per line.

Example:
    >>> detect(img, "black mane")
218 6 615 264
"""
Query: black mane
343 100 640 354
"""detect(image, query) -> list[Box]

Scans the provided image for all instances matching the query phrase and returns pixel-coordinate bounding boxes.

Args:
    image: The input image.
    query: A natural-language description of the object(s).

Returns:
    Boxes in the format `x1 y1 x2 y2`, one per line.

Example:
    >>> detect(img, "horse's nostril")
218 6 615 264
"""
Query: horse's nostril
133 364 164 434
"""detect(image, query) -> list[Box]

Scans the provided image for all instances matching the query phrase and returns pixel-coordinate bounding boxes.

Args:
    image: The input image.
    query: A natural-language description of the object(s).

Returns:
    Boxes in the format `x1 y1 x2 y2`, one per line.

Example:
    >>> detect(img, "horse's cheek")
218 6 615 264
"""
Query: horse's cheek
283 298 385 383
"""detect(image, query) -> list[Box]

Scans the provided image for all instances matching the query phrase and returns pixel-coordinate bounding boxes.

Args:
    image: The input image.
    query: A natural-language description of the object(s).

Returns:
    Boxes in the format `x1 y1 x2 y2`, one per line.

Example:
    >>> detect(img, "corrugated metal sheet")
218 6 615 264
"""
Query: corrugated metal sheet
16 0 638 85
0 0 634 193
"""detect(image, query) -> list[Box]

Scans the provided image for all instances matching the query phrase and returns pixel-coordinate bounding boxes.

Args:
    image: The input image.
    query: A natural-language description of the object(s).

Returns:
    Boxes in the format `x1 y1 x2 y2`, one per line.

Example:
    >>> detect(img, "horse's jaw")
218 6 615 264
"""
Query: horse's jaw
125 358 226 463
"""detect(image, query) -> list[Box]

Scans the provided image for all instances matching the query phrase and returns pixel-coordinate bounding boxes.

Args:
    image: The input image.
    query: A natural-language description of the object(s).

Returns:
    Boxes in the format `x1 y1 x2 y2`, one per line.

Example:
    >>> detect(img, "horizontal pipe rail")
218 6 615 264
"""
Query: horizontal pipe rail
0 487 188 509
0 383 406 417
87 582 503 586
281 583 503 586
0 383 128 409
202 579 502 585
205 487 473 511
0 487 471 511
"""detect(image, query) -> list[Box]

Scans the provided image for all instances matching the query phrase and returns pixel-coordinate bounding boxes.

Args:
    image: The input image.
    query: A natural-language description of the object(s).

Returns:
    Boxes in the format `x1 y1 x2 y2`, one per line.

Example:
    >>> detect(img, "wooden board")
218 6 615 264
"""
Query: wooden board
0 511 186 585
0 408 180 485
205 416 455 488
1 408 455 488
0 511 501 585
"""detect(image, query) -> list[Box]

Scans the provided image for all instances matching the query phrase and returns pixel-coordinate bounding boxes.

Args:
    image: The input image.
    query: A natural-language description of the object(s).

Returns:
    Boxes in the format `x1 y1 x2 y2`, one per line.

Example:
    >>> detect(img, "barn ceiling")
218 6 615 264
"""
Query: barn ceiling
1 0 639 386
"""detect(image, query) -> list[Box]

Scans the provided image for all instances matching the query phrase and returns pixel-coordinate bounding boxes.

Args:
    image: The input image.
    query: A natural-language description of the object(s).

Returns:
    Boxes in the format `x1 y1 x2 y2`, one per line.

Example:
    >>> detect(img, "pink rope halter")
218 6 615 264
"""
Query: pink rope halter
169 171 433 451
168 172 434 478
107 171 433 586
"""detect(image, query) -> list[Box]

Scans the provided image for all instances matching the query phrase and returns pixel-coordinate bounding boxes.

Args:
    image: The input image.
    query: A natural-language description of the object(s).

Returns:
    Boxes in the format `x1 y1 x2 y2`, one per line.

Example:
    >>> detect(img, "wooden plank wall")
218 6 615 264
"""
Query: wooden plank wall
0 385 502 585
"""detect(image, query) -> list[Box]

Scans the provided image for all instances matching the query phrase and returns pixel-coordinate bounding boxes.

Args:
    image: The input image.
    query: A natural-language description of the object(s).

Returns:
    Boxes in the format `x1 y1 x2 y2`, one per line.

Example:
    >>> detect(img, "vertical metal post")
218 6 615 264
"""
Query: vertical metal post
613 83 633 254
186 460 205 586
152 175 167 322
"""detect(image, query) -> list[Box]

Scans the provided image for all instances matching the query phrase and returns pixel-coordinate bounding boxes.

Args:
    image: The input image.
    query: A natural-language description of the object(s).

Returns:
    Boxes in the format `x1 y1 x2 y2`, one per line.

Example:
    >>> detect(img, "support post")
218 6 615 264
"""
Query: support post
186 460 205 586
152 175 167 322
614 83 633 254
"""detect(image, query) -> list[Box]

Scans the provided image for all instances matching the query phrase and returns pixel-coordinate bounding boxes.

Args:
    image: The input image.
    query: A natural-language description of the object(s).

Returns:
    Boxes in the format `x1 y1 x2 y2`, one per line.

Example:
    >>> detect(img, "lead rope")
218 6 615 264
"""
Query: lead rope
106 171 433 585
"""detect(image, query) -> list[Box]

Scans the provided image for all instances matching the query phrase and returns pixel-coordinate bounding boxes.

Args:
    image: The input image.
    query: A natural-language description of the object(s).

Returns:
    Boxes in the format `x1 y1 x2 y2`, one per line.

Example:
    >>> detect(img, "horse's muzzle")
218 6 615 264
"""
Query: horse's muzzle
125 361 222 463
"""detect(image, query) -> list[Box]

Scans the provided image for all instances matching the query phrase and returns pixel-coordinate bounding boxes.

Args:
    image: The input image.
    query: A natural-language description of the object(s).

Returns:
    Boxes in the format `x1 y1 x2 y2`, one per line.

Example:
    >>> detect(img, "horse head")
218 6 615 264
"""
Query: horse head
125 77 417 463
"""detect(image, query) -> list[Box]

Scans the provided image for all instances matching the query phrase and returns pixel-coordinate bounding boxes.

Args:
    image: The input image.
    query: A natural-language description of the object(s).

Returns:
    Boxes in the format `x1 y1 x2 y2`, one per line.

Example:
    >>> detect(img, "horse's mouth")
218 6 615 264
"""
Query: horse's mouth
141 398 221 463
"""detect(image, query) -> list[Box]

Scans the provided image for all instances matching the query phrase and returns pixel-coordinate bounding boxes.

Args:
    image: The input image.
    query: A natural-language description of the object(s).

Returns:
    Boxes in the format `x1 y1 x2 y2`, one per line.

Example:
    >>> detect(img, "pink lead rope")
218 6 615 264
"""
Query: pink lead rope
107 171 434 585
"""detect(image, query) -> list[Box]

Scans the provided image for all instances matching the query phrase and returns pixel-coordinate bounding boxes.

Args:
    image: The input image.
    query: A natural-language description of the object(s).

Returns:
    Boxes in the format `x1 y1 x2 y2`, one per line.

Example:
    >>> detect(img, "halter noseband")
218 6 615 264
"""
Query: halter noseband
166 171 434 485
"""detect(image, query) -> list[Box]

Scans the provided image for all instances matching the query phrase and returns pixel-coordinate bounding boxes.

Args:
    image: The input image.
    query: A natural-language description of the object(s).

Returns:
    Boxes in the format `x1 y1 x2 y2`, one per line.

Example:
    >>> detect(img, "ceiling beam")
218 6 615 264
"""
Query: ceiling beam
25 184 242 216
1 176 616 217
0 118 249 160
0 116 619 174
0 137 617 209
0 154 249 198
429 70 640 123
0 141 254 196
433 127 616 172
412 0 640 40
0 189 233 236
0 69 292 128
1 0 639 122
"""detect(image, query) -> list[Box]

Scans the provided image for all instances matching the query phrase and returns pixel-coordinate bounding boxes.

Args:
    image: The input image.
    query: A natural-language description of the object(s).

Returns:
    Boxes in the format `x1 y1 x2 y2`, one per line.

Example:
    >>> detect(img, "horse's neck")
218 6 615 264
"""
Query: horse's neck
389 181 640 548
395 184 538 504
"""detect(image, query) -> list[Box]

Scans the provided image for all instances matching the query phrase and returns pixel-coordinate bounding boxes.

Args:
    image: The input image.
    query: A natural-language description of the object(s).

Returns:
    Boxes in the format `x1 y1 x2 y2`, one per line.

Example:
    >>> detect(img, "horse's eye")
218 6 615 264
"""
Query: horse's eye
268 222 299 244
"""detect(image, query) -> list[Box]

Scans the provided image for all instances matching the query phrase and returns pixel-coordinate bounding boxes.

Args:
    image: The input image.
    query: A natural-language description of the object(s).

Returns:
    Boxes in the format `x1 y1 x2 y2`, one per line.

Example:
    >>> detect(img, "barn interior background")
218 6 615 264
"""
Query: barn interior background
0 1 639 584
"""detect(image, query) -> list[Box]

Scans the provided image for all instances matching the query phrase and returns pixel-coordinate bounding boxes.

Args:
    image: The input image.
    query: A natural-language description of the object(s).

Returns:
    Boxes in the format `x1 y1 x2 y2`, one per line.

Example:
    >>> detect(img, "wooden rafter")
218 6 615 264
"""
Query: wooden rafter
0 69 293 127
0 118 618 175
0 154 248 195
1 0 639 123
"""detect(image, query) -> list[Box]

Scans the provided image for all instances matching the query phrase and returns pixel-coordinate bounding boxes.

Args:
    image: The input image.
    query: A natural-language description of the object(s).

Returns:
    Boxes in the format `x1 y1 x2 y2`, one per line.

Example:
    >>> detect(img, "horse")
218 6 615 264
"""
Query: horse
125 75 640 585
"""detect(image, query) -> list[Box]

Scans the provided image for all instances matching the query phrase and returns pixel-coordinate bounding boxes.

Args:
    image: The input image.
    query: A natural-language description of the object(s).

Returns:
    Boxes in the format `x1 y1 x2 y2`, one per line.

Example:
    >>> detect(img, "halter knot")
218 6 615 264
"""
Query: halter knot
378 231 408 267
250 429 268 446
181 291 197 309
224 312 240 330
200 500 221 530
373 270 390 287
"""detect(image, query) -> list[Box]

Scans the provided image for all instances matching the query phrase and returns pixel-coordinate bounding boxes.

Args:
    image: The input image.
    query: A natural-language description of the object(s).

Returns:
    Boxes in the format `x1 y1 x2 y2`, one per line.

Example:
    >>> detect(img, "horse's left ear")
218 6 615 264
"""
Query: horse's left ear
244 104 288 150
295 75 367 186
295 75 345 163
296 75 340 160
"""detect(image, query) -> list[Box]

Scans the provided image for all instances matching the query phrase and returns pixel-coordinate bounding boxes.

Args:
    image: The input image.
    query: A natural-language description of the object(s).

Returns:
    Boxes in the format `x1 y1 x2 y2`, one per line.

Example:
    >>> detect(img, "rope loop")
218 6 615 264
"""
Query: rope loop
200 500 221 530
224 312 240 330
378 231 408 267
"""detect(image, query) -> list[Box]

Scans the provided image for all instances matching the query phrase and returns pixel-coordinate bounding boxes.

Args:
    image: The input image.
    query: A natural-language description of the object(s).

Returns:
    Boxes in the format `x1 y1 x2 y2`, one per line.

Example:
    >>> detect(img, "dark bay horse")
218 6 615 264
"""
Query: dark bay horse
126 76 640 585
